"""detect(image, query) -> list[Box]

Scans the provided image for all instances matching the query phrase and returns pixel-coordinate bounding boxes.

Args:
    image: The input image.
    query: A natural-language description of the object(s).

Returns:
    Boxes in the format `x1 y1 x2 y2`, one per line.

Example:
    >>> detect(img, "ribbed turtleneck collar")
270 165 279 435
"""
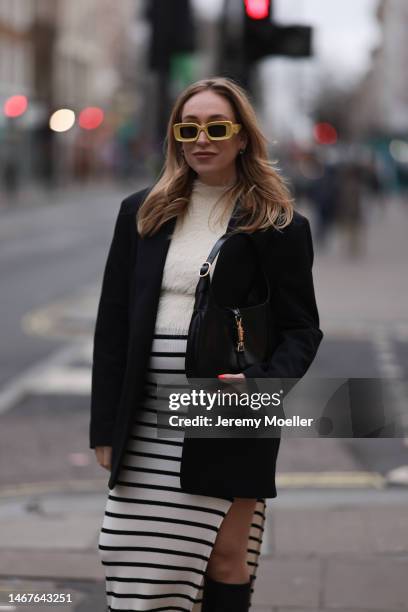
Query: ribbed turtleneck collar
192 178 235 196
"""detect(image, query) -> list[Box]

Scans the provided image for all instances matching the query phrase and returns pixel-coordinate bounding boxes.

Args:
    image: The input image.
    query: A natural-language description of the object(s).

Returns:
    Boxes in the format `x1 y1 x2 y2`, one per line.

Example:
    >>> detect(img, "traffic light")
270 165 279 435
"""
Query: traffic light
244 0 270 20
244 0 312 63
147 0 196 71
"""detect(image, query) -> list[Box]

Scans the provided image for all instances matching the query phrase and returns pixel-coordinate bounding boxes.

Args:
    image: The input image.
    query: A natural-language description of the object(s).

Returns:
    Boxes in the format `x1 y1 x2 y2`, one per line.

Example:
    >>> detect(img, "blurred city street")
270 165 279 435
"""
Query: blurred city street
1 0 408 610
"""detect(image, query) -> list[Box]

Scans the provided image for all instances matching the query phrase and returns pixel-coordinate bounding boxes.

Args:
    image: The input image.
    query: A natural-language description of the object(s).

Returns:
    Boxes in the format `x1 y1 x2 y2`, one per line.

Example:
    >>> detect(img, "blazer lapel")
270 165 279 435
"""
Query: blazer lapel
129 215 177 336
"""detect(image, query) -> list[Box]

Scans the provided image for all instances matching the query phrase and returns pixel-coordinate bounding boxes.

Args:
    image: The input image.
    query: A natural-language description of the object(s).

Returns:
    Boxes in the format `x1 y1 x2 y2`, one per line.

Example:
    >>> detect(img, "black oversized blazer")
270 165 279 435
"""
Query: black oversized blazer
89 186 324 496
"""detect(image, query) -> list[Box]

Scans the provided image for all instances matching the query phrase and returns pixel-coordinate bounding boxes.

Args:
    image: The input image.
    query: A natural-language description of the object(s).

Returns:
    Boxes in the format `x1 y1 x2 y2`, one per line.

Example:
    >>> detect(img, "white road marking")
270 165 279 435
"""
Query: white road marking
0 341 93 414
372 328 408 483
385 465 408 487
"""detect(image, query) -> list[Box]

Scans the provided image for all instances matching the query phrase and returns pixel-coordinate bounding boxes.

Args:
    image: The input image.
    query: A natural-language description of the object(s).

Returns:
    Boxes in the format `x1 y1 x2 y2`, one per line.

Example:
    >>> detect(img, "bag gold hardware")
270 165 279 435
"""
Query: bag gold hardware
235 313 245 352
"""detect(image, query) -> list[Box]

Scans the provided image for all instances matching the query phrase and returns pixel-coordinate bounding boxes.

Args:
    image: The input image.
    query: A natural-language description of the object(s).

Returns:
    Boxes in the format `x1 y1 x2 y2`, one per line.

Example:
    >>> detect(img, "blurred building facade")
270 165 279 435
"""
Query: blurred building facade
350 0 408 138
0 0 34 103
1 0 227 190
51 0 141 182
0 0 34 107
55 0 137 109
0 0 36 194
1 0 150 189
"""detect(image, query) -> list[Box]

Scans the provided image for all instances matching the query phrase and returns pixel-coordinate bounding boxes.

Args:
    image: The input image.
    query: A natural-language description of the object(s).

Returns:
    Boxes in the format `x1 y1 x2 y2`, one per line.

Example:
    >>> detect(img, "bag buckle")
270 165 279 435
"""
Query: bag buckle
199 261 212 277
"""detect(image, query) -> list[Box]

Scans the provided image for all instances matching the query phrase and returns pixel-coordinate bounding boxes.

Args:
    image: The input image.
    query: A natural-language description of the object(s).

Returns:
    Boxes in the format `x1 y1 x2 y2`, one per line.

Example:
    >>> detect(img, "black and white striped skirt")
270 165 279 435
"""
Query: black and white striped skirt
98 333 267 611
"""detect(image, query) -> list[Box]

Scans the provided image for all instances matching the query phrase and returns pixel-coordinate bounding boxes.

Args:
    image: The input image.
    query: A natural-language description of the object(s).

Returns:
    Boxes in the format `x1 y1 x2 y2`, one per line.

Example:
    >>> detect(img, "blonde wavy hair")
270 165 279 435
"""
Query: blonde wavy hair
137 77 294 237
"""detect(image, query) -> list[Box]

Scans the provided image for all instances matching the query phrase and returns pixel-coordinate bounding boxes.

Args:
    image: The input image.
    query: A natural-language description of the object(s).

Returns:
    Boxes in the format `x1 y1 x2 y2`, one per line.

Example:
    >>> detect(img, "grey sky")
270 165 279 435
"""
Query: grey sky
274 0 381 80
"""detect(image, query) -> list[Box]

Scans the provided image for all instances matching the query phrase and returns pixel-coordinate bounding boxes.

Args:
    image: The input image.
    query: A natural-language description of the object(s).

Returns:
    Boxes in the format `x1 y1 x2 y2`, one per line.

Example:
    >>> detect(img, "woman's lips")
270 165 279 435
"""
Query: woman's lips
193 153 217 159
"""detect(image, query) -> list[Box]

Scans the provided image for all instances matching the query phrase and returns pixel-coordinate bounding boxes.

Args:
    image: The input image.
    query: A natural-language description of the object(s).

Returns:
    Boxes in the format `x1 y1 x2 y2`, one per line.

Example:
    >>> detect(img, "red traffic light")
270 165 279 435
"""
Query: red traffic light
244 0 270 20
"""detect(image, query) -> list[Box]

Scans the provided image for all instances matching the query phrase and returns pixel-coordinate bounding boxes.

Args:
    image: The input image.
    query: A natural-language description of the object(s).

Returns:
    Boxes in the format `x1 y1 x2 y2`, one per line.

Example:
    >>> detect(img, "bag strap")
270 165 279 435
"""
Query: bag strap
198 198 267 280
199 197 244 278
195 225 271 308
195 197 271 307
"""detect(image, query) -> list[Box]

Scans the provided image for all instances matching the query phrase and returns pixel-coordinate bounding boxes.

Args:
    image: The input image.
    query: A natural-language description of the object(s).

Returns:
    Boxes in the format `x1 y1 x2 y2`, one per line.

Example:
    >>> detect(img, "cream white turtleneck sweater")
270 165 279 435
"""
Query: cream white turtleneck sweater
154 179 235 335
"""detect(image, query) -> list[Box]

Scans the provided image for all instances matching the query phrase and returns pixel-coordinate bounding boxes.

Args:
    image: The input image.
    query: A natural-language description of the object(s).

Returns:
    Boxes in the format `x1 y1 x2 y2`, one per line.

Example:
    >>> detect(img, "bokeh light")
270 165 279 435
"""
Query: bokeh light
244 0 270 19
3 95 28 118
49 108 76 132
313 122 338 145
79 106 104 130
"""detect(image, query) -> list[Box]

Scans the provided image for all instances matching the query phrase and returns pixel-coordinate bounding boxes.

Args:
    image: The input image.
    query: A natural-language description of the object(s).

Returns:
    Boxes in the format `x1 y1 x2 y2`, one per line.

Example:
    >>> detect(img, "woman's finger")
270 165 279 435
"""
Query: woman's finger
104 447 112 470
218 373 245 379
95 446 112 470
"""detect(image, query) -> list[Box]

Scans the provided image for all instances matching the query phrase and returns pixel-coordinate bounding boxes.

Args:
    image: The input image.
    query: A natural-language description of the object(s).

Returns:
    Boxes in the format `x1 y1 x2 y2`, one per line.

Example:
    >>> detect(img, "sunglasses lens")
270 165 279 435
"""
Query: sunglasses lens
179 125 198 140
208 123 227 138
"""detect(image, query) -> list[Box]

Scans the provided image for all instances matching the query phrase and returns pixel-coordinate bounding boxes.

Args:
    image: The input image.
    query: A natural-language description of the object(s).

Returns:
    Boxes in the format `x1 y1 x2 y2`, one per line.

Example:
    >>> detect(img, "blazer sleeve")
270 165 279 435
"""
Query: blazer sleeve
243 216 323 380
89 200 133 448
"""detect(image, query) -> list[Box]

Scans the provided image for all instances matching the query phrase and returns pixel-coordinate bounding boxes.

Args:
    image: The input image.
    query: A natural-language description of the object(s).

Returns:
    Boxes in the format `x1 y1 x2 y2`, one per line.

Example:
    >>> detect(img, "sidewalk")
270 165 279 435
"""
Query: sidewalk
0 485 408 611
304 195 408 334
254 487 408 611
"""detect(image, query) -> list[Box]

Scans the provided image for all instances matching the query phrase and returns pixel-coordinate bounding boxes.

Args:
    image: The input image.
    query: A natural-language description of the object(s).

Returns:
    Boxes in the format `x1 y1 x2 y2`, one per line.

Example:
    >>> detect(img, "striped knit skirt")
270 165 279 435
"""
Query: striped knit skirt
98 333 267 611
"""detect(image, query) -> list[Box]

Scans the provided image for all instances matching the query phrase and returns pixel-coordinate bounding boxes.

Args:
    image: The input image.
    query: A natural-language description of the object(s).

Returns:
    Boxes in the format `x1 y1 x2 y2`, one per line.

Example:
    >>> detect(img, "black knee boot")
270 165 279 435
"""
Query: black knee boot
201 574 252 611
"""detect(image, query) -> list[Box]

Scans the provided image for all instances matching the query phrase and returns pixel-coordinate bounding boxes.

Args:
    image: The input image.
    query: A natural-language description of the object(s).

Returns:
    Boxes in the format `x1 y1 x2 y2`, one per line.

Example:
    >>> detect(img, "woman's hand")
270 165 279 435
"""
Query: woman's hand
95 446 112 471
218 373 245 379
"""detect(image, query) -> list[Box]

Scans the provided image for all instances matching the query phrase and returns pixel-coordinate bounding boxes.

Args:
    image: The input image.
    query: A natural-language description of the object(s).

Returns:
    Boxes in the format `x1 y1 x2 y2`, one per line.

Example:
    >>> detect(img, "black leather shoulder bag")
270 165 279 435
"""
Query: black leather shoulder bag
185 212 273 379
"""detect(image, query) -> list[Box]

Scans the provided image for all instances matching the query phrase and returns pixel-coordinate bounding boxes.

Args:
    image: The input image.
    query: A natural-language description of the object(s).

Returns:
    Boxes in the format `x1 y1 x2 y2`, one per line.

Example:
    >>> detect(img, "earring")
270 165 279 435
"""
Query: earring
239 149 246 155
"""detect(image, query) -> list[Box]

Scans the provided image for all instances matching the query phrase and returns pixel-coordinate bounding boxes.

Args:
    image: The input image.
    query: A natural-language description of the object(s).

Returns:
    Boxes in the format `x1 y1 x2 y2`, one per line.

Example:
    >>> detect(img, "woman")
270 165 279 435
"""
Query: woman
90 77 323 611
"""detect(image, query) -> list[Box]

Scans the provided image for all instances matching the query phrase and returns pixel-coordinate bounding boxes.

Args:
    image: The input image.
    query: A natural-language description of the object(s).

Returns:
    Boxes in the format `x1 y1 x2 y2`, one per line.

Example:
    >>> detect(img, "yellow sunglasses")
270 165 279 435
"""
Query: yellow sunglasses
173 120 242 142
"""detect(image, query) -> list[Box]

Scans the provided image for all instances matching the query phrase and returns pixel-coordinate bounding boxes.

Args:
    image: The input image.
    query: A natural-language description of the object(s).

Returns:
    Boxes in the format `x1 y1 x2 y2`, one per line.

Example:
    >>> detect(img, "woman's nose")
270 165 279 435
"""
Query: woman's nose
197 129 210 144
